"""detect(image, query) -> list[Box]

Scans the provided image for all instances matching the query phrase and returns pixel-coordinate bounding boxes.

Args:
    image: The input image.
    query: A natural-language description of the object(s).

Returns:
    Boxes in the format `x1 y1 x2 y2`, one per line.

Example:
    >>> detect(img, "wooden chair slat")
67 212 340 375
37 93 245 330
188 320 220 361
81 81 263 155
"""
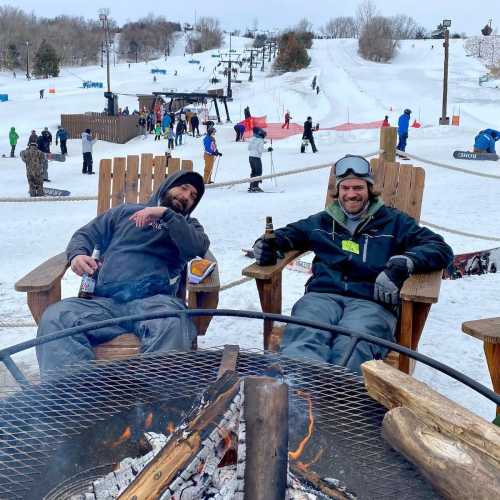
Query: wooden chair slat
181 159 193 172
138 154 154 203
111 157 126 208
408 166 425 222
153 155 167 192
394 164 414 215
168 157 181 175
125 155 140 204
97 159 112 215
380 162 401 209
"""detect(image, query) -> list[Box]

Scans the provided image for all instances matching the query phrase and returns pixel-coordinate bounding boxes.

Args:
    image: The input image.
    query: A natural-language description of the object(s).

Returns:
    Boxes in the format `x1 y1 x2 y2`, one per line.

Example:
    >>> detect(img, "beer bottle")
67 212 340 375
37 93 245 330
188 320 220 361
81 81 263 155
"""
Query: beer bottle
78 247 101 299
263 216 277 265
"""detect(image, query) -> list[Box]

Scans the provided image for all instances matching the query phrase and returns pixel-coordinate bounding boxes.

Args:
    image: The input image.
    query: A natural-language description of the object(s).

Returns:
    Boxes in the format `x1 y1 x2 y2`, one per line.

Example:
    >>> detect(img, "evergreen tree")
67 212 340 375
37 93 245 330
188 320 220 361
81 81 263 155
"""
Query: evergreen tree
273 32 311 73
33 40 60 77
6 44 20 69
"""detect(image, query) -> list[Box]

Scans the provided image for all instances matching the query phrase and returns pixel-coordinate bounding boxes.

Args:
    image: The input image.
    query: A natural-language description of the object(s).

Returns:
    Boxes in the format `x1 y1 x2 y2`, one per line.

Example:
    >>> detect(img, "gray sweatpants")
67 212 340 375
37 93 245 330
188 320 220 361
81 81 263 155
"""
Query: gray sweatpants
36 294 196 376
280 292 397 374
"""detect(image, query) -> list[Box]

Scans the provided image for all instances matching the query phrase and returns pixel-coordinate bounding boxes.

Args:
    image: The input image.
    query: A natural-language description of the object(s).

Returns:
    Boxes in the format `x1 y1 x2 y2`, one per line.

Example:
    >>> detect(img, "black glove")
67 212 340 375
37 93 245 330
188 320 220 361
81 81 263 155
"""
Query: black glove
217 151 222 157
253 237 278 266
374 256 414 305
267 147 273 152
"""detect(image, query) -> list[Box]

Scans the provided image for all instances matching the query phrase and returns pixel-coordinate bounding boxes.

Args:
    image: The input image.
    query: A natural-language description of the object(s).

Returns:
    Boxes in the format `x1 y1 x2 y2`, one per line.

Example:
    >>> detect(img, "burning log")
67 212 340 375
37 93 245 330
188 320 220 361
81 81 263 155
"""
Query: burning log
243 376 289 500
117 370 241 499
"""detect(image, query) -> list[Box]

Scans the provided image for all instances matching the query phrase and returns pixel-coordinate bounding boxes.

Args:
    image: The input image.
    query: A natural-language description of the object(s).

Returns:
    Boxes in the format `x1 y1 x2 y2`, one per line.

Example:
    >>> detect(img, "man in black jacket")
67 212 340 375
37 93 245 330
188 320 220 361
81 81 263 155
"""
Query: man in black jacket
36 171 209 376
301 116 317 153
253 155 453 374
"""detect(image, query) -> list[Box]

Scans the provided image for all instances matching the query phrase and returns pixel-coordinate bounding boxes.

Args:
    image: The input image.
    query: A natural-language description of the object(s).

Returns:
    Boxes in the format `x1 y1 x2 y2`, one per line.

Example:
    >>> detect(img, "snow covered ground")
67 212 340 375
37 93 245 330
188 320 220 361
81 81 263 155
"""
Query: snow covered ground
1 36 499 420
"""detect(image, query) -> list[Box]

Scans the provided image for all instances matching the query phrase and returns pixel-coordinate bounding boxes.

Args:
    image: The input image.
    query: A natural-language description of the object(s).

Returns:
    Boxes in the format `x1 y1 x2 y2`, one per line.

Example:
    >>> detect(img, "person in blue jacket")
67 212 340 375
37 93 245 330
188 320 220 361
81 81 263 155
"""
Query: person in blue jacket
162 112 172 133
234 122 246 142
203 127 221 184
252 154 453 374
397 109 411 152
473 129 500 154
55 125 68 155
36 170 209 377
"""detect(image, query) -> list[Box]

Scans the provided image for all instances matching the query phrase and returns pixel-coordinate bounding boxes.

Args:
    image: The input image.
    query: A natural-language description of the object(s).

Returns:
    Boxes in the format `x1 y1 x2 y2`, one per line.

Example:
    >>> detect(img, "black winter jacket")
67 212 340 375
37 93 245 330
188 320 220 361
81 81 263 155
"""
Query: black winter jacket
273 199 453 303
303 120 314 140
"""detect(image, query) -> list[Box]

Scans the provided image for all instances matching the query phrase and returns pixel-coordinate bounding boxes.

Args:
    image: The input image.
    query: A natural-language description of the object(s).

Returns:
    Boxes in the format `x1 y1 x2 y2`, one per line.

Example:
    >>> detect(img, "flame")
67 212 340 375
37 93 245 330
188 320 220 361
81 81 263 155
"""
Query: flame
288 390 314 461
144 412 153 429
111 426 132 448
300 448 324 471
166 421 175 434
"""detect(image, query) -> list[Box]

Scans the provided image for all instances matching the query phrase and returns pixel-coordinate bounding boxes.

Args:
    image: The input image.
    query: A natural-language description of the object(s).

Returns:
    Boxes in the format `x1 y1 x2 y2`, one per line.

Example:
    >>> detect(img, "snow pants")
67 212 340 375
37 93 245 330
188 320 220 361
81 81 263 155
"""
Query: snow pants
397 133 408 152
82 152 93 173
203 152 215 183
249 156 262 189
280 292 397 374
36 294 196 377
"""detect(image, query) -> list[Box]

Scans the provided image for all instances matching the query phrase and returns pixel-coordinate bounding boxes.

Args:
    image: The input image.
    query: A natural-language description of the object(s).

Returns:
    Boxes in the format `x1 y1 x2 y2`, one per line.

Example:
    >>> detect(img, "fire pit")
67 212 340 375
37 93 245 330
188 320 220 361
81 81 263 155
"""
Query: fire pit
0 347 438 500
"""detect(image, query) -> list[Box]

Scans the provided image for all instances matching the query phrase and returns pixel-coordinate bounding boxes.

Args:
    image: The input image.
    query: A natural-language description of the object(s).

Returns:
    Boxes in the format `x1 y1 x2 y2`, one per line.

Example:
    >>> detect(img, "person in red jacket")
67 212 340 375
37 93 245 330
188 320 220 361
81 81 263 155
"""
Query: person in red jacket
382 116 390 127
282 110 292 129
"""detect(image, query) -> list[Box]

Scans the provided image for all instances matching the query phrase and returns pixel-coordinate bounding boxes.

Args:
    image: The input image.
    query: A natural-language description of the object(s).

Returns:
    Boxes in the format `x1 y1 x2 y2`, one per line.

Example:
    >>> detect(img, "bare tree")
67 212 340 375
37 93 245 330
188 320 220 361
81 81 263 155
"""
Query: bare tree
355 0 378 32
358 16 398 62
391 14 419 40
323 17 358 38
186 17 223 54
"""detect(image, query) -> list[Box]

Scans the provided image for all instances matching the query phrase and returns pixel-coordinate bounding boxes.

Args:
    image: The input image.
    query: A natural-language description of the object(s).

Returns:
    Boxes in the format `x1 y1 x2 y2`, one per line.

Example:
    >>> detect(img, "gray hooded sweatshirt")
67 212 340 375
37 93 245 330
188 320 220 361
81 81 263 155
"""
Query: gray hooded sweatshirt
66 171 209 302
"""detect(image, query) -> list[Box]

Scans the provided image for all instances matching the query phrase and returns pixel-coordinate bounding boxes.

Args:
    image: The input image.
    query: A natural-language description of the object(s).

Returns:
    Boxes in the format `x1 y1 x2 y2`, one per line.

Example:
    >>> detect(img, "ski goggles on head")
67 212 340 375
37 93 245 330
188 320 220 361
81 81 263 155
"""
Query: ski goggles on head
334 155 372 178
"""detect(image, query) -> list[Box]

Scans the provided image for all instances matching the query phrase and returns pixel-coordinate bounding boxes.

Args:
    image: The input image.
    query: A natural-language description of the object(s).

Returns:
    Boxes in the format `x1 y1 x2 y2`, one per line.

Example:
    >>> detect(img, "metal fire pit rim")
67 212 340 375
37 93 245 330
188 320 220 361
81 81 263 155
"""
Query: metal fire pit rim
1 308 499 408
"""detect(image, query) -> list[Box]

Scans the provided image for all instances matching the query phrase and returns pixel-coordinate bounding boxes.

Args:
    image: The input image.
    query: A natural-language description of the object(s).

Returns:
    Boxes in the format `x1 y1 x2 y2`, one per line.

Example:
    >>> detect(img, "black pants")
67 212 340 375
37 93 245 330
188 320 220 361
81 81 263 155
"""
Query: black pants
60 139 67 155
10 144 15 157
301 135 317 153
249 156 262 189
192 124 200 136
82 152 93 173
235 129 243 141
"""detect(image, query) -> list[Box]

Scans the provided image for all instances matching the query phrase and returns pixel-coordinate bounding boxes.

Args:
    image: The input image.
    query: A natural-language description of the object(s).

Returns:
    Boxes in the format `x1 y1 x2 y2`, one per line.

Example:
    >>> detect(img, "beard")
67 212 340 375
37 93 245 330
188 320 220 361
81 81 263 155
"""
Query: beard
162 191 188 215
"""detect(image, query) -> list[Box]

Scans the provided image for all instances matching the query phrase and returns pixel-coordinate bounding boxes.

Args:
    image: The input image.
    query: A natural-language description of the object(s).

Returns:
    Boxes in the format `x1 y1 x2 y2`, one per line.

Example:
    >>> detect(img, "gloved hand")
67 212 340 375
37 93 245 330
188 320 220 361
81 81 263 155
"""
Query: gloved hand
267 147 273 152
253 237 278 266
217 151 223 157
374 255 414 305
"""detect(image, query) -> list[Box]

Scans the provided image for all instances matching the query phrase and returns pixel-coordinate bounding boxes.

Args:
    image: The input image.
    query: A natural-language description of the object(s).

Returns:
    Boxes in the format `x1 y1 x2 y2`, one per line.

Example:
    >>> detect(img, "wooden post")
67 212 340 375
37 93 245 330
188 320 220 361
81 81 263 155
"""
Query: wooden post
244 376 288 500
379 126 397 163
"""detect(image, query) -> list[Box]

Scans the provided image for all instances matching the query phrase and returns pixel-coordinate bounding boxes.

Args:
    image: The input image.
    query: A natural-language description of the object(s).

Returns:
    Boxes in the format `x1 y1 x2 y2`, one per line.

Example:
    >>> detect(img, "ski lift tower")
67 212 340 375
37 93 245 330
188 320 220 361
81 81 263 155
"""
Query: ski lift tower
439 19 452 125
99 8 116 116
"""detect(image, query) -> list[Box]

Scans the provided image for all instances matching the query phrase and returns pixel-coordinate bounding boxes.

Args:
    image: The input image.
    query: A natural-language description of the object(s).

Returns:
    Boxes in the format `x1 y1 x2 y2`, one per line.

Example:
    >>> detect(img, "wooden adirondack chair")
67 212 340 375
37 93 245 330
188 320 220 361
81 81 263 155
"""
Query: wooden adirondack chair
242 159 443 374
15 154 219 360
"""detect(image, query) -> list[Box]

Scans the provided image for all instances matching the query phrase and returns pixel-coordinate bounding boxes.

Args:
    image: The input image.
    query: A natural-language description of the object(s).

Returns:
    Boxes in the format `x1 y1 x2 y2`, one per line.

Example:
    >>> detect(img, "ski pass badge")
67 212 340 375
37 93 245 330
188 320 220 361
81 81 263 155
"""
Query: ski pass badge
341 240 360 254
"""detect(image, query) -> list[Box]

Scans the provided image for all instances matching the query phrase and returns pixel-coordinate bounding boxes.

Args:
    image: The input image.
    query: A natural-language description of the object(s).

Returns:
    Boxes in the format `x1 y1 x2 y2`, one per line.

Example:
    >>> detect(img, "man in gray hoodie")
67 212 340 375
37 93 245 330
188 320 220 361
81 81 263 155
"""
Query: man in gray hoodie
81 128 96 174
36 171 209 376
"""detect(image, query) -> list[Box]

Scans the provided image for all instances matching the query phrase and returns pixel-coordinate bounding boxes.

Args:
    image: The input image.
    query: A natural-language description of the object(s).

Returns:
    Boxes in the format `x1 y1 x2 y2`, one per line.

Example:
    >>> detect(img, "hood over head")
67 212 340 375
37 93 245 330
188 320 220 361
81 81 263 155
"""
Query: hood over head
148 170 205 214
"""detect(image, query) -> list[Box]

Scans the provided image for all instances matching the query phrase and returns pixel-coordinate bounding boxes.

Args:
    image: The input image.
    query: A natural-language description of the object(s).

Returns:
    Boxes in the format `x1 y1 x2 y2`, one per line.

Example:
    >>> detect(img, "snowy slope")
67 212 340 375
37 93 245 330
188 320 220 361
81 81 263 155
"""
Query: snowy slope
1 36 499 419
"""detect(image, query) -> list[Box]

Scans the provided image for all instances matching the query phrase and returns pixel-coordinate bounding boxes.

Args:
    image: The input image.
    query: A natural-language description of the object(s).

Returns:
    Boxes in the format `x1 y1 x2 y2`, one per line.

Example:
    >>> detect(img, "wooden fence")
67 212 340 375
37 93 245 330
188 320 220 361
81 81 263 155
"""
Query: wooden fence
61 113 140 144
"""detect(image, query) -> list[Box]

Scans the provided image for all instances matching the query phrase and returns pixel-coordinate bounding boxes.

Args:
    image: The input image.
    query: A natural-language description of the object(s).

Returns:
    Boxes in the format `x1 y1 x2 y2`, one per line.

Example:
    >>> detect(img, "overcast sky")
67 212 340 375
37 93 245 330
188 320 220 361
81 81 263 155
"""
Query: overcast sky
3 1 496 35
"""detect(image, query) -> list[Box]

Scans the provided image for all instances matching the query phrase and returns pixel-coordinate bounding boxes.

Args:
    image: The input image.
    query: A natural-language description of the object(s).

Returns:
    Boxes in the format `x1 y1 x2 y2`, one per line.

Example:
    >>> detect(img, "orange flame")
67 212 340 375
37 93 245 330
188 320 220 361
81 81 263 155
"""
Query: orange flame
111 426 132 448
144 412 153 429
166 421 175 434
288 390 314 461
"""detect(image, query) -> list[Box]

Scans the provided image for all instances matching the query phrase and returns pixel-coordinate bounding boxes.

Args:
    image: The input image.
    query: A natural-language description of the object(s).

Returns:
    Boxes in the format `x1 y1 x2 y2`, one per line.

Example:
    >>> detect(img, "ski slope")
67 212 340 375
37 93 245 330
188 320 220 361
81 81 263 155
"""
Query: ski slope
0 36 499 420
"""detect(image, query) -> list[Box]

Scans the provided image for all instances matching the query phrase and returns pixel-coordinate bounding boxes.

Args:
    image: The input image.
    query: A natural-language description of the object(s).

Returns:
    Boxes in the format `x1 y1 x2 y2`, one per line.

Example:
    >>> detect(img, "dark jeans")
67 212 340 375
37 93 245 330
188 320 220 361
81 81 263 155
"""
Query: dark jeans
82 152 93 173
175 133 183 146
235 129 244 141
397 133 408 152
301 136 317 153
249 156 262 189
10 144 15 157
192 124 200 136
60 139 67 155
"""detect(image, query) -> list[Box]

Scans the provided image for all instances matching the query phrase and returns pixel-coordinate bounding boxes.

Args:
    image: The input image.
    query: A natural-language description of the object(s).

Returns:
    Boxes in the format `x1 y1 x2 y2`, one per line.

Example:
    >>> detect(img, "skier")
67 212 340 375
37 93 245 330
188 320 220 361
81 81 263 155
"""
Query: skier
234 122 246 142
244 106 252 119
203 127 222 184
9 126 19 157
397 109 411 152
21 141 45 197
55 125 68 155
281 110 292 129
123 106 130 116
301 117 318 153
190 113 200 137
473 129 500 154
248 127 273 193
81 128 96 175
316 86 320 95
311 76 317 90
175 119 187 146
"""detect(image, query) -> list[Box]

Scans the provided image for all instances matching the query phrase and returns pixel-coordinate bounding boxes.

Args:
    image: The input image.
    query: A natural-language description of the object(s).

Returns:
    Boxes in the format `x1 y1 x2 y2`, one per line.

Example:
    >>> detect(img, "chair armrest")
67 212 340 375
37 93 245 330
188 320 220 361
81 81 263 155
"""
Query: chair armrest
400 269 442 304
242 250 304 280
462 317 500 344
15 252 69 293
187 250 220 293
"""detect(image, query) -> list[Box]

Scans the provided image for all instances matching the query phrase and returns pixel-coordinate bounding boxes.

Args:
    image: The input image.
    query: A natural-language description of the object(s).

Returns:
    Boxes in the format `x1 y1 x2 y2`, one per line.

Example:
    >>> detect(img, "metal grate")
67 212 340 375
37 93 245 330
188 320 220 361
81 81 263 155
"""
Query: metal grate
0 348 439 500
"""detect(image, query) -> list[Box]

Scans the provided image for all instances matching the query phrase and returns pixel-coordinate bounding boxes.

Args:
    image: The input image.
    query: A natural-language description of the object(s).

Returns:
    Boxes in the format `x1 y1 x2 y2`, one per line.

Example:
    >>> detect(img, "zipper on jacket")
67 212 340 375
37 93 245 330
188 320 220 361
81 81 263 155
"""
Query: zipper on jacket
363 235 368 262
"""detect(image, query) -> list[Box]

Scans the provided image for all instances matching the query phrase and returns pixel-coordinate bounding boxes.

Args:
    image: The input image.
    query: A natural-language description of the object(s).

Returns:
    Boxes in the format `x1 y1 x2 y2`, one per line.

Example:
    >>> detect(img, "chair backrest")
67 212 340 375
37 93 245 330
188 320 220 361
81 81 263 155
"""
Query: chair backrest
97 154 194 215
325 159 425 221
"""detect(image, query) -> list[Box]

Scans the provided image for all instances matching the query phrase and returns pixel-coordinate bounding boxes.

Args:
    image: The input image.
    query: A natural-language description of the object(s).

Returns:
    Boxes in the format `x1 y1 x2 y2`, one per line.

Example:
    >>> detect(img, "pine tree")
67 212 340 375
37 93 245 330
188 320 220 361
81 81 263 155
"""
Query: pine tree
273 32 311 73
33 40 60 78
6 44 20 69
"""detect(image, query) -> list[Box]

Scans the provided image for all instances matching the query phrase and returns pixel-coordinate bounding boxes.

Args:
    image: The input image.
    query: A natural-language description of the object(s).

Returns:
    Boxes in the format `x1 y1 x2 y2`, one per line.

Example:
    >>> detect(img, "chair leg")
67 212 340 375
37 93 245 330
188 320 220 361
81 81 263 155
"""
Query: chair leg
256 274 282 350
484 343 500 416
399 300 413 374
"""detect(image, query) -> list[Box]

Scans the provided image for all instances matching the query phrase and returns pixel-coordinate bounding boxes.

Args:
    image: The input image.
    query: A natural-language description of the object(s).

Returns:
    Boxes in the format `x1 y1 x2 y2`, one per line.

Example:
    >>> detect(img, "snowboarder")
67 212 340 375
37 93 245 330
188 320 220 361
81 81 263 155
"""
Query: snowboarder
248 127 273 192
311 76 317 90
39 89 44 99
154 122 162 141
234 122 246 142
251 154 453 374
20 141 45 197
203 127 222 184
35 170 209 376
397 109 411 152
316 86 320 95
301 117 318 153
282 111 292 129
9 126 19 157
381 116 390 128
244 106 252 120
55 125 68 155
473 129 499 154
175 119 186 146
190 113 200 137
81 128 96 174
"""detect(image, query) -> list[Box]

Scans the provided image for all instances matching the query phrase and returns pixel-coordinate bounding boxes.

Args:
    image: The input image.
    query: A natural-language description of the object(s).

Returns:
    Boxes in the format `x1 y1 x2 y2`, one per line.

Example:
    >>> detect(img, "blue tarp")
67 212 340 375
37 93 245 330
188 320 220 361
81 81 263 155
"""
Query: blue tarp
0 94 8 102
82 81 103 89
151 69 167 75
